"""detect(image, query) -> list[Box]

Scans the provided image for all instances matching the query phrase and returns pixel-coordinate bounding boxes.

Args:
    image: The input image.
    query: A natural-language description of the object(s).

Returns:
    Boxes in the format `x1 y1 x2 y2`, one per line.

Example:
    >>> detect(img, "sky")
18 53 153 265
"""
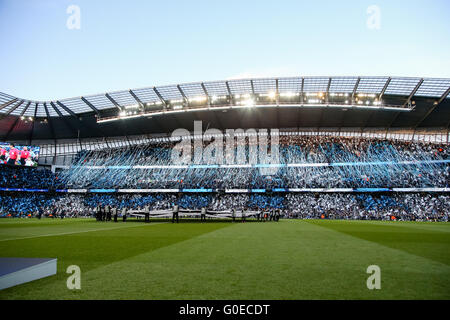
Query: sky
0 0 449 101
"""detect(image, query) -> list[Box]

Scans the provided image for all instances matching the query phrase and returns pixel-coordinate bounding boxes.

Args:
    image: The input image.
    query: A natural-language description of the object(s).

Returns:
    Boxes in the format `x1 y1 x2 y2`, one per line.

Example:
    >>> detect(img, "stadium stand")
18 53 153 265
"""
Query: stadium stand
0 136 448 221
55 136 449 189
0 192 448 221
0 76 449 222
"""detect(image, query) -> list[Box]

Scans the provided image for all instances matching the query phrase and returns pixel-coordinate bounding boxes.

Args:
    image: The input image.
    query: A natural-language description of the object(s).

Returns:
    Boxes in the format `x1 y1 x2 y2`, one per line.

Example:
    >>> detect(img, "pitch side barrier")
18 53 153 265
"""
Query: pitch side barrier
1 187 449 193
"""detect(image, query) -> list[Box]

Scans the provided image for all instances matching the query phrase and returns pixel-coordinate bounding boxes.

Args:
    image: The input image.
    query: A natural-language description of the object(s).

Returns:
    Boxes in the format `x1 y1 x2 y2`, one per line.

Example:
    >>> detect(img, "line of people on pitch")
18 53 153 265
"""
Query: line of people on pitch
135 203 181 223
92 204 281 223
94 204 128 222
151 205 282 223
253 208 281 222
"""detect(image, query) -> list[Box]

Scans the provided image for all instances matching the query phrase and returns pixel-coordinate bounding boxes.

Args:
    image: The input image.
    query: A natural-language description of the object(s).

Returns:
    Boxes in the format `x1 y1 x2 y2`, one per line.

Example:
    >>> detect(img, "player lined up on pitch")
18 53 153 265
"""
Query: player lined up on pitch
92 202 280 223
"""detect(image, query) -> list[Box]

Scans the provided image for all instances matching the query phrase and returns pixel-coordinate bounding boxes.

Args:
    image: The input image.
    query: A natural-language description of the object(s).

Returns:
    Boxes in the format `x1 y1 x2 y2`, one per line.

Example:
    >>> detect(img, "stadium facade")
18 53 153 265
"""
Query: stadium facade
0 76 449 167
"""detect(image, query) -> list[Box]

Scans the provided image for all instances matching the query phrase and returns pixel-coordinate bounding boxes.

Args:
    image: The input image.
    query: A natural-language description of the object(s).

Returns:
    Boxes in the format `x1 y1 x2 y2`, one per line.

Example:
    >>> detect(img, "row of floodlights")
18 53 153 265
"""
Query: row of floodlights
118 92 382 115
144 130 310 143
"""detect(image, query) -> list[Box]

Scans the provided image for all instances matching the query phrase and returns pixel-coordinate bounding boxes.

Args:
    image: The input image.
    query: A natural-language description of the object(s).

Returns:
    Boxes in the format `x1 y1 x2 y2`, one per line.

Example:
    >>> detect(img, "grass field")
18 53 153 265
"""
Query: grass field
0 218 449 300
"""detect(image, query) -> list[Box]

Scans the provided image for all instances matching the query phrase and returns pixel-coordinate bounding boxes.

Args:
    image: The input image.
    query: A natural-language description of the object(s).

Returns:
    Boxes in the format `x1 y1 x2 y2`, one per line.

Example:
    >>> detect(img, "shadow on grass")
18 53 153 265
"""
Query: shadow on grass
306 220 450 266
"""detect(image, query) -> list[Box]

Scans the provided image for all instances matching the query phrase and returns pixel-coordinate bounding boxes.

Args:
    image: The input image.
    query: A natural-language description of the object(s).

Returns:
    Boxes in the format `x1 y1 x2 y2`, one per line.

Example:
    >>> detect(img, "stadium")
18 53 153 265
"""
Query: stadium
0 75 449 300
0 1 449 308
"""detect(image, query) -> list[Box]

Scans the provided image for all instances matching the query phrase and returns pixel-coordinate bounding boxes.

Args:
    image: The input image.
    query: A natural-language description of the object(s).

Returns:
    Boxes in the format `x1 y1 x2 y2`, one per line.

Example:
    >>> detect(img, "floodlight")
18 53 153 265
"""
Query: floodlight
268 91 276 99
243 99 255 107
189 96 207 103
280 92 296 98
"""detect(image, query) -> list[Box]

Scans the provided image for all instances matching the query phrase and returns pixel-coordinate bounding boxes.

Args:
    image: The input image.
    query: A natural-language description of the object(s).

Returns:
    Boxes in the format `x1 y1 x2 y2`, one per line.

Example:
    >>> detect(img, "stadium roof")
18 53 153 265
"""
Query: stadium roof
0 76 449 142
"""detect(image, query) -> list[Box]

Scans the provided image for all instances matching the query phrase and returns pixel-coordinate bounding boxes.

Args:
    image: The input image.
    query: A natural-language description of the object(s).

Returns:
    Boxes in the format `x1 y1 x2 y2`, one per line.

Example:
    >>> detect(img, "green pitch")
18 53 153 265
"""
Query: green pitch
0 218 449 300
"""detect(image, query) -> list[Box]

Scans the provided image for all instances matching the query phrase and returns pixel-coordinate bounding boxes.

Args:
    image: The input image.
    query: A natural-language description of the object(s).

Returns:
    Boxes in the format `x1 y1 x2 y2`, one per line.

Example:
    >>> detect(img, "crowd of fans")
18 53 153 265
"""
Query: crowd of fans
0 136 448 221
0 192 448 222
283 193 449 220
0 166 59 189
0 136 448 190
57 136 450 189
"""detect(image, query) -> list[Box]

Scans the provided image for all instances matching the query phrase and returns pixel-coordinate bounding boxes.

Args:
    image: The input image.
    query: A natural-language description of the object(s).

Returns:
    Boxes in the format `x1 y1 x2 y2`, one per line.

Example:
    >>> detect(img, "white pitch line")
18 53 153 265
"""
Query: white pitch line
0 222 166 242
